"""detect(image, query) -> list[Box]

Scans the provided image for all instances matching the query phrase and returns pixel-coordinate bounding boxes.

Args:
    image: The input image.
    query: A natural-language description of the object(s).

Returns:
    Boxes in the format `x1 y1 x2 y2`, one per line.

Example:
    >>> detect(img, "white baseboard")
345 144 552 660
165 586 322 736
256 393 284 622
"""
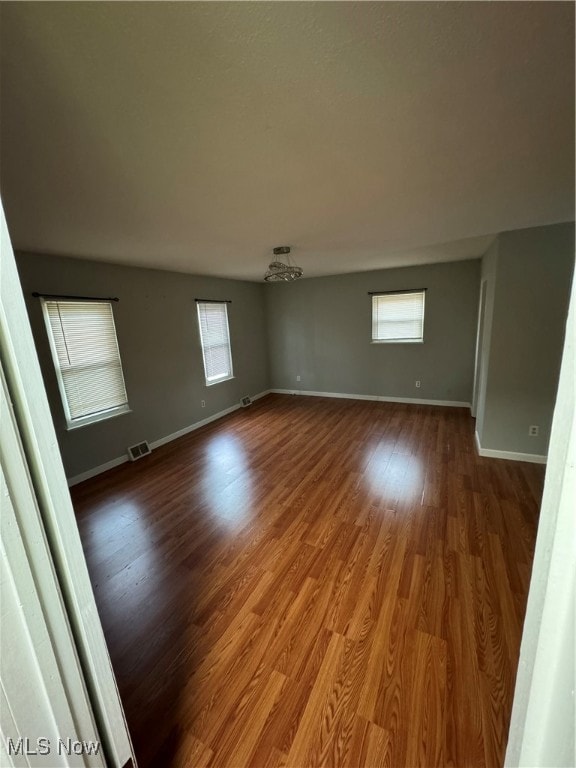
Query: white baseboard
67 392 547 485
67 455 130 486
150 403 240 449
270 388 470 409
474 430 547 464
67 389 271 486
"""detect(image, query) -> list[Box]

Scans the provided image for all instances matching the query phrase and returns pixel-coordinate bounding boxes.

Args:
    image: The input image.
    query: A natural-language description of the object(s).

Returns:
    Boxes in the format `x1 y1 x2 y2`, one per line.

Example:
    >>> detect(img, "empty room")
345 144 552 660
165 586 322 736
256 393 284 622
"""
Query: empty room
0 3 574 768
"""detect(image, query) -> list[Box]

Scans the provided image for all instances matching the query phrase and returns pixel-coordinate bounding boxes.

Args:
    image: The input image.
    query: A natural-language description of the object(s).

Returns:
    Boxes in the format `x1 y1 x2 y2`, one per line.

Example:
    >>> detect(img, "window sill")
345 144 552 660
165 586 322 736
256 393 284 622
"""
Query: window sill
371 339 424 344
66 406 132 431
205 375 235 387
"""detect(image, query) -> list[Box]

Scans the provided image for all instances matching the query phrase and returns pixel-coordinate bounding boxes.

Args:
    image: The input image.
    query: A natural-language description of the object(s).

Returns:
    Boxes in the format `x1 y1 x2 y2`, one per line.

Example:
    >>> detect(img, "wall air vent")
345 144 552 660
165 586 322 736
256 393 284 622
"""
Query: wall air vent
127 441 151 461
240 396 252 408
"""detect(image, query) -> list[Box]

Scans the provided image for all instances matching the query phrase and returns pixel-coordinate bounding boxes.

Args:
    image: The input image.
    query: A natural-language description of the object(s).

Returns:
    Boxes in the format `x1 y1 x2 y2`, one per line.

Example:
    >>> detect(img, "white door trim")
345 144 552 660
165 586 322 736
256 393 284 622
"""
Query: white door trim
0 201 135 766
472 278 487 418
1 366 103 766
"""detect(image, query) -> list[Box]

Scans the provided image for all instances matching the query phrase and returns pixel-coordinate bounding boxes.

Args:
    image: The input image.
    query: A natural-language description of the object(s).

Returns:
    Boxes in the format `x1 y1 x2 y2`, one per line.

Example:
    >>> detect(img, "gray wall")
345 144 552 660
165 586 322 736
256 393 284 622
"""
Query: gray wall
19 224 574 478
265 259 481 403
16 252 270 479
476 223 575 456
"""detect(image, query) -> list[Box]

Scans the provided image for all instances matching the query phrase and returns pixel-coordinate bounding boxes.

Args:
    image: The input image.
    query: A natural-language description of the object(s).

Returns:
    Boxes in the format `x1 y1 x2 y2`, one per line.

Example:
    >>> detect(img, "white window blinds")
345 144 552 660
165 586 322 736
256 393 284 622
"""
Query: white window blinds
371 291 426 343
197 302 234 384
41 300 129 427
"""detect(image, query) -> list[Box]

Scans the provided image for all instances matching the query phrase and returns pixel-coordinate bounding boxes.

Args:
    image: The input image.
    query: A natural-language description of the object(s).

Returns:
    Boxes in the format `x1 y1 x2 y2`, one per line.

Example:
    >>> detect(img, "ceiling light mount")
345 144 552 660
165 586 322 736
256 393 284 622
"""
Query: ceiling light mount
264 246 303 282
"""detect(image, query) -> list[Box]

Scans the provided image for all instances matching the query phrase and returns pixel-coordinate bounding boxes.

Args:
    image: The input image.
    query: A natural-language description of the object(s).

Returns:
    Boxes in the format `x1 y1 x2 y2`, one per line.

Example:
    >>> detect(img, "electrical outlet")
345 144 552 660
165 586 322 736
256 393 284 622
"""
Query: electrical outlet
415 380 421 388
201 400 206 408
528 425 539 437
296 375 301 382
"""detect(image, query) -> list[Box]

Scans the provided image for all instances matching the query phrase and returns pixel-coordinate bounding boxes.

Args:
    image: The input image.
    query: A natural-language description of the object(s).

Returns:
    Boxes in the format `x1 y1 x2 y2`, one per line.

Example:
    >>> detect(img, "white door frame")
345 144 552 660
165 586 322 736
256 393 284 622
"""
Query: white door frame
0 201 135 767
472 278 487 418
1 364 102 767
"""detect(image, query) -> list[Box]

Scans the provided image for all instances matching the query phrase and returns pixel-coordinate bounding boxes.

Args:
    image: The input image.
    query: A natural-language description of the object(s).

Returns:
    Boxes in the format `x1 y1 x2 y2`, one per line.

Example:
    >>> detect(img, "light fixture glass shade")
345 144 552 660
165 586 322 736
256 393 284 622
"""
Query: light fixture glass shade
264 260 303 282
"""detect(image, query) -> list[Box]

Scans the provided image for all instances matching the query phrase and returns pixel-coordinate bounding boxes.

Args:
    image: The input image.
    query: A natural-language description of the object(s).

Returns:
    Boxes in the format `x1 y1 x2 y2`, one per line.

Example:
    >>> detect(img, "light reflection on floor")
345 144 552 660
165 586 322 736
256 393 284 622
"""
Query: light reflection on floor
362 443 424 506
81 498 145 550
201 434 254 527
82 500 160 619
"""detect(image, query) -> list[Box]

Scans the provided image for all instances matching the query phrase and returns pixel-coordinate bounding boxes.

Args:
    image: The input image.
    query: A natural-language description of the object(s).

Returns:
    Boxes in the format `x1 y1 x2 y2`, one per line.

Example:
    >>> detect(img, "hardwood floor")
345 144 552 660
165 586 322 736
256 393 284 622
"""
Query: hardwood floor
72 394 545 768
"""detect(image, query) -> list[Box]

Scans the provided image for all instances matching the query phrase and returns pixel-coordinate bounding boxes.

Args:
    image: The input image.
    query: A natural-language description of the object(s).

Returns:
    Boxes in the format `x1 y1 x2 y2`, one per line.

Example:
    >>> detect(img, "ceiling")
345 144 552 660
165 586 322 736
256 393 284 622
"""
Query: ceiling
0 2 573 282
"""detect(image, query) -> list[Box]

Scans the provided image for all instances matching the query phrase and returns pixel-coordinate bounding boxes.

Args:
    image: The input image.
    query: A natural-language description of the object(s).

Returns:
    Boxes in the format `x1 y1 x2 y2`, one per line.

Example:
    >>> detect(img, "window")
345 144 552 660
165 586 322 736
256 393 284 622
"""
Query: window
196 301 234 385
41 299 130 429
371 290 426 343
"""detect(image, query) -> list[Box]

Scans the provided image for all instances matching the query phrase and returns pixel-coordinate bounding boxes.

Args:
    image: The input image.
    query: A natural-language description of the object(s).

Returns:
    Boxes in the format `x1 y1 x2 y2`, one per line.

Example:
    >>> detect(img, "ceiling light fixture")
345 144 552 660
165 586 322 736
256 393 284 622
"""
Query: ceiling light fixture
264 246 303 282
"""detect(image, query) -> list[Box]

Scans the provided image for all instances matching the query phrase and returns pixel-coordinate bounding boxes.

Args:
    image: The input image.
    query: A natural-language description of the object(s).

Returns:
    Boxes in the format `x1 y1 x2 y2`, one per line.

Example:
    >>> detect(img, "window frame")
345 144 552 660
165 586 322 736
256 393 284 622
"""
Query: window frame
196 301 234 386
370 289 426 344
40 299 131 430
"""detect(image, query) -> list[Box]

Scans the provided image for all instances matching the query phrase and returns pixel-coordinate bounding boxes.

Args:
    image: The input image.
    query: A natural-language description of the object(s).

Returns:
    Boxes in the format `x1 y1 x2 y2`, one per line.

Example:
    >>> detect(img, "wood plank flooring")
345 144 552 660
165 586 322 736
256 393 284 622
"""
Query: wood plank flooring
72 394 545 768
